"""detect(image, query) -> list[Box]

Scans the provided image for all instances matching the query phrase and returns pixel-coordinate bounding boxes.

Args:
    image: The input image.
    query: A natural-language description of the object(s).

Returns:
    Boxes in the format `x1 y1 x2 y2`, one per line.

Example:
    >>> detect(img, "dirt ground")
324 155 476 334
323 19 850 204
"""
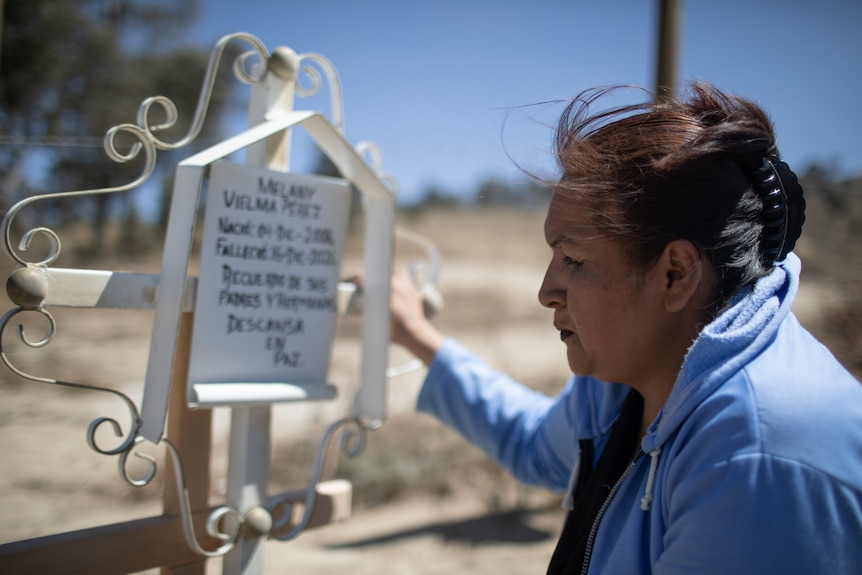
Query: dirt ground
0 205 857 574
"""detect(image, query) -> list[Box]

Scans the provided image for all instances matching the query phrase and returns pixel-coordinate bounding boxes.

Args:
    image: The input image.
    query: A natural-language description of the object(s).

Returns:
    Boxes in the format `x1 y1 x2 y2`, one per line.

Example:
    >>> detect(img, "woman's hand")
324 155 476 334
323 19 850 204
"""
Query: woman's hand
389 269 445 365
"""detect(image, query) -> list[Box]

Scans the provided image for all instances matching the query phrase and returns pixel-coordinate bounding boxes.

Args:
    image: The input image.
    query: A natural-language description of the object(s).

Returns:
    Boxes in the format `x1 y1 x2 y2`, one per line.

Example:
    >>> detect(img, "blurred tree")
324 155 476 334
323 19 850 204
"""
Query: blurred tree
416 184 459 210
0 0 242 259
475 177 551 208
310 148 366 228
311 148 341 179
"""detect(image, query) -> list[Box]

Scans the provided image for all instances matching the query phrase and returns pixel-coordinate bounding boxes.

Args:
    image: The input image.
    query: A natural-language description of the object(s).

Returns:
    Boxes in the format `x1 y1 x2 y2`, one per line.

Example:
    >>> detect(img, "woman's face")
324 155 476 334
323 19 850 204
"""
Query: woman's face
538 192 678 387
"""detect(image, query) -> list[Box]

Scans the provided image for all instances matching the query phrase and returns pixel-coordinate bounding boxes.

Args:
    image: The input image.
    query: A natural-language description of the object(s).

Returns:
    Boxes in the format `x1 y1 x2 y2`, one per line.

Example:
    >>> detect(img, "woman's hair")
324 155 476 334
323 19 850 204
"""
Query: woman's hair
553 81 805 312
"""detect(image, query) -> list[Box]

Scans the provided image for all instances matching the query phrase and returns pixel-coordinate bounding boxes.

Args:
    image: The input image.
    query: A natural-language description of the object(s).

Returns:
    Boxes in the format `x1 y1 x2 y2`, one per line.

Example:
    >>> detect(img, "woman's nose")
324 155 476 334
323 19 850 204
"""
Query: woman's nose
538 261 565 309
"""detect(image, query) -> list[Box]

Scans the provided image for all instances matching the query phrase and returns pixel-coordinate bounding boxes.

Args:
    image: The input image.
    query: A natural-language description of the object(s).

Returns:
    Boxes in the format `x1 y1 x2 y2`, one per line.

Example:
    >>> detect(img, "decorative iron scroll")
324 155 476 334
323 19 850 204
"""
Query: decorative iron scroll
162 417 367 555
1 32 271 484
268 417 367 540
0 31 381 558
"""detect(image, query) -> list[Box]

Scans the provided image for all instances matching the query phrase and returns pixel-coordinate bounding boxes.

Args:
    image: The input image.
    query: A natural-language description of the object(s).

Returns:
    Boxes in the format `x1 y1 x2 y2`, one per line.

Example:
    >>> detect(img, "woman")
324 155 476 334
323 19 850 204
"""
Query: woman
388 82 862 574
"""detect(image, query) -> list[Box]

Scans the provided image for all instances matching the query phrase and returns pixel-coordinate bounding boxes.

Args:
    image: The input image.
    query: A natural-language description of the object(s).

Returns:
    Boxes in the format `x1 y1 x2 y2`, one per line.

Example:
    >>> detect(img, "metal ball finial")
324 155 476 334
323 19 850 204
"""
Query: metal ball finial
268 46 299 81
7 266 48 309
242 506 273 537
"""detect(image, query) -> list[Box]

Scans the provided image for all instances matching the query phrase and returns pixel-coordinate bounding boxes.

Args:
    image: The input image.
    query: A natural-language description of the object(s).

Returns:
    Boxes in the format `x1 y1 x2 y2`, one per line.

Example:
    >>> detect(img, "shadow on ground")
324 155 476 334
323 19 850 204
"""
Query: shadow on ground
326 506 555 548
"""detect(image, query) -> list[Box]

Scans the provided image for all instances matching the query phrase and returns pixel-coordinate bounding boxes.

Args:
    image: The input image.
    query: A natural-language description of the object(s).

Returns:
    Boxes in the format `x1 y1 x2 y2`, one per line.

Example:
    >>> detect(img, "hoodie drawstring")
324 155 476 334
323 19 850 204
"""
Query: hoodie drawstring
640 446 662 511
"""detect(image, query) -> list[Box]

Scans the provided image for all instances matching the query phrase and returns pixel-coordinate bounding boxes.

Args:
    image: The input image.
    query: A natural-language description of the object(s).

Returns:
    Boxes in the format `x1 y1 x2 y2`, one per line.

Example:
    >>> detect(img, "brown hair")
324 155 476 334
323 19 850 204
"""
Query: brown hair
553 81 802 312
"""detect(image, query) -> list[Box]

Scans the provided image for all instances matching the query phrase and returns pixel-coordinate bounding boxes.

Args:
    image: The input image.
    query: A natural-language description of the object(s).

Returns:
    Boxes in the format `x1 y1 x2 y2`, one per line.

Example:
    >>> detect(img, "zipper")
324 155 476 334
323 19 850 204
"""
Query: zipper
580 448 643 575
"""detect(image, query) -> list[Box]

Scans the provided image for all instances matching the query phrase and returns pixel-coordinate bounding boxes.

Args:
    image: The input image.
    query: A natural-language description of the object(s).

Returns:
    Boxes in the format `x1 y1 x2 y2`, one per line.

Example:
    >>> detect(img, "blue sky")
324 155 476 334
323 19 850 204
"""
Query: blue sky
190 0 862 204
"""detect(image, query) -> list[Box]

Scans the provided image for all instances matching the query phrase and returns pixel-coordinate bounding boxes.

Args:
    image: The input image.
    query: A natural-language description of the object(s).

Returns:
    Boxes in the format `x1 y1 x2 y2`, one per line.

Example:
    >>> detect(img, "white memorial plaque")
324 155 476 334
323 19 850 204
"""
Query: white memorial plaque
187 161 351 407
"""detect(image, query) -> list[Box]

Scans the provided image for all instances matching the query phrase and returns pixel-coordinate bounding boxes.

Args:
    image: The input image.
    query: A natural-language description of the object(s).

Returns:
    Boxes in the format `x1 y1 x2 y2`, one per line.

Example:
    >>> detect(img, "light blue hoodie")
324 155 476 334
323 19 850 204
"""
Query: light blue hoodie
417 254 862 573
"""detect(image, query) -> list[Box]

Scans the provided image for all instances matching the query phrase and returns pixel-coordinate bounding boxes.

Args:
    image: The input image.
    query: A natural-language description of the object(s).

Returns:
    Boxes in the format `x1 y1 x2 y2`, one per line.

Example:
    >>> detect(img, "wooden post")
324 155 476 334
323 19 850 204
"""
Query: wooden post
161 312 213 575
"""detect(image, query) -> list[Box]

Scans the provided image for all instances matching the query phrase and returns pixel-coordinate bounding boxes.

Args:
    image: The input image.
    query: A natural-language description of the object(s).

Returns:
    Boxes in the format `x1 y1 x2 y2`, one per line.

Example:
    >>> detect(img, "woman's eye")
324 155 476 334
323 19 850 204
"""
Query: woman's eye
563 256 584 268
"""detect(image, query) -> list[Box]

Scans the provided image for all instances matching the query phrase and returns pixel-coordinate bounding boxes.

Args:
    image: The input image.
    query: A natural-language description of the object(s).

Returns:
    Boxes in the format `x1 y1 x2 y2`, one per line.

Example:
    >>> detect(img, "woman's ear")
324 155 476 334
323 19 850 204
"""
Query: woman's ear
660 239 704 313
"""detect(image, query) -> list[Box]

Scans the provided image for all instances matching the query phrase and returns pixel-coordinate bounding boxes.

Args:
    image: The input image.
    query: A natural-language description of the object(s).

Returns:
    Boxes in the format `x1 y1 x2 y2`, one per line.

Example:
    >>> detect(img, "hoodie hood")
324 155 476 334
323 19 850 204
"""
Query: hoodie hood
641 253 800 455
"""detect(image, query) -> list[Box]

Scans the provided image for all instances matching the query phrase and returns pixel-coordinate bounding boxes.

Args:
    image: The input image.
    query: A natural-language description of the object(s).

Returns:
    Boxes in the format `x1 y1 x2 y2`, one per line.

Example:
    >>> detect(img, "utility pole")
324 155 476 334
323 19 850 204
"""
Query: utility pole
655 0 681 100
0 0 5 78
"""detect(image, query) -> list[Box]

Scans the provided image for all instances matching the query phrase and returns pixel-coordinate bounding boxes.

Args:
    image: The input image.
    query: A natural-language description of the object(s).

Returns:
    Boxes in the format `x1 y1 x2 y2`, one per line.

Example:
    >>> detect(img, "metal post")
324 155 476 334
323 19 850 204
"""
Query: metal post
222 57 295 575
655 0 681 101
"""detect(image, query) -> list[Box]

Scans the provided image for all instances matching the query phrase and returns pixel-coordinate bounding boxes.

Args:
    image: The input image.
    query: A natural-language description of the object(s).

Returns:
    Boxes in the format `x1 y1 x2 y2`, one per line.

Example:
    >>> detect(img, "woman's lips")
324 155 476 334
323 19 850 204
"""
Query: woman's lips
559 329 575 341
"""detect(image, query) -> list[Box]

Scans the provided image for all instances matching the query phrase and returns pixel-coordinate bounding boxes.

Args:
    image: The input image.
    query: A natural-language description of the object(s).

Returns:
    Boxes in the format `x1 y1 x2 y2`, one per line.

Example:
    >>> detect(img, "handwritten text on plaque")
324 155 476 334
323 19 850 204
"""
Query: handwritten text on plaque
187 161 351 393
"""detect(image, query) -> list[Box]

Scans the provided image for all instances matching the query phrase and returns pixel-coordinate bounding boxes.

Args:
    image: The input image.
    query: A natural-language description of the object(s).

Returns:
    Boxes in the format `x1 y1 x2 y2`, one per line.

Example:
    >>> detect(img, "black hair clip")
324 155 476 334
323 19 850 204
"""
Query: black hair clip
751 156 788 265
751 155 805 265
